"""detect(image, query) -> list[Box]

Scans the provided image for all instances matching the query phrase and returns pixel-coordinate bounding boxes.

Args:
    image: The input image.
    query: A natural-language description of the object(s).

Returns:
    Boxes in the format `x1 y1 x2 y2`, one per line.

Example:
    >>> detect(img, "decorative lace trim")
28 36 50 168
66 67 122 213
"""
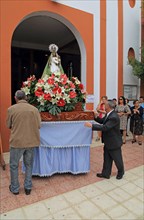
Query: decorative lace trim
25 170 90 177
41 120 94 125
40 145 90 148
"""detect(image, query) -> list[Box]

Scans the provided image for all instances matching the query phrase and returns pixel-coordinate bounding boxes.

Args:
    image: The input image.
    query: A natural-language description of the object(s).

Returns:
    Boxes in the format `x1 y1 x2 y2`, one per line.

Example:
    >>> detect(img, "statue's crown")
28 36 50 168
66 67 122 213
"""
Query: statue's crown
49 44 58 53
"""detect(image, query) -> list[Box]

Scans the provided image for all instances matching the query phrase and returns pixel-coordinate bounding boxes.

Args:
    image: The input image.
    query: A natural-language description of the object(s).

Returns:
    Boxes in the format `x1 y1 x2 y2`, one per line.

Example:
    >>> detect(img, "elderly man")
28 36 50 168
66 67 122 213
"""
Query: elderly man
85 100 124 180
6 90 41 195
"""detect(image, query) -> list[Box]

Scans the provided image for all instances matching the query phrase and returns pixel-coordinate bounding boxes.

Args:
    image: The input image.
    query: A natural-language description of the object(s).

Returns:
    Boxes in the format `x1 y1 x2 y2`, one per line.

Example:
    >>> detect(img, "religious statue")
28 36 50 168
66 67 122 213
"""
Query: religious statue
41 44 64 78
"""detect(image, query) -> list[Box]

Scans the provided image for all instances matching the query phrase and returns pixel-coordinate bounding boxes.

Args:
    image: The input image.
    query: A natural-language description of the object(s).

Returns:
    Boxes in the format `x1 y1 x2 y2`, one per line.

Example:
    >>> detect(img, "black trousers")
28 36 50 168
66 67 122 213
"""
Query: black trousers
102 146 124 177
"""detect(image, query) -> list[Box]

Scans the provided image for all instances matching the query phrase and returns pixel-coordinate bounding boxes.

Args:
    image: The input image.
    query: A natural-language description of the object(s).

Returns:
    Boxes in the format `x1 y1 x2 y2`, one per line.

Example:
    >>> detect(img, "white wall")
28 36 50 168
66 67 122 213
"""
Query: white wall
123 0 141 98
52 0 141 102
106 1 118 99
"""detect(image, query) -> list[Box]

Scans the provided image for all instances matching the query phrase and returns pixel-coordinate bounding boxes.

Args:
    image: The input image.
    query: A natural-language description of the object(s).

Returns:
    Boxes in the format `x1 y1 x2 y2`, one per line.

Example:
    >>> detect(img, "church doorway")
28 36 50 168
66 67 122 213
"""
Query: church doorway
11 12 82 104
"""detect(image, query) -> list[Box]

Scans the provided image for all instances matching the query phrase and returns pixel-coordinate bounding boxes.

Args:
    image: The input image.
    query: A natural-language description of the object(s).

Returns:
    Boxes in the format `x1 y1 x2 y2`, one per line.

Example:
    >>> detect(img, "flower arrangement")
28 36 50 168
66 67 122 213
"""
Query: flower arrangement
21 72 86 115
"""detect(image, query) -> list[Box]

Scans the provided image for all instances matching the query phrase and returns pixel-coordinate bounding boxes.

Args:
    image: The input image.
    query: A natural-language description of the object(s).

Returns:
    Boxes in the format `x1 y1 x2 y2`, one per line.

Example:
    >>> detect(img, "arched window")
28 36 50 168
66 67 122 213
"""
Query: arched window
128 47 135 62
128 0 136 8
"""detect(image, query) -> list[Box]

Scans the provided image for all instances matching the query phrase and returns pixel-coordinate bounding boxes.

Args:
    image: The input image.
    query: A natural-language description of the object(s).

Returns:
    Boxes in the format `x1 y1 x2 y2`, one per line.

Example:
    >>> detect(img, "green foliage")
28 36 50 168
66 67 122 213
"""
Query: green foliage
47 104 61 115
26 79 38 105
128 46 144 80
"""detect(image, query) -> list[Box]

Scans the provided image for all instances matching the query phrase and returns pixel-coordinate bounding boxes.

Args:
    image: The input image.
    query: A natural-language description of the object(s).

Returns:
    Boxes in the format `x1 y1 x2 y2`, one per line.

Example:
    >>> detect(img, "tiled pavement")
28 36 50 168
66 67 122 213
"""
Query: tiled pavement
0 134 143 220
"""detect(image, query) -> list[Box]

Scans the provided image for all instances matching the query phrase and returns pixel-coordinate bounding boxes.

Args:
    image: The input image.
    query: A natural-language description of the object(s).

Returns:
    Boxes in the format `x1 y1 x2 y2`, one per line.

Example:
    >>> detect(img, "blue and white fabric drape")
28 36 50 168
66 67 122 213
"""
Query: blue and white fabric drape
23 121 93 176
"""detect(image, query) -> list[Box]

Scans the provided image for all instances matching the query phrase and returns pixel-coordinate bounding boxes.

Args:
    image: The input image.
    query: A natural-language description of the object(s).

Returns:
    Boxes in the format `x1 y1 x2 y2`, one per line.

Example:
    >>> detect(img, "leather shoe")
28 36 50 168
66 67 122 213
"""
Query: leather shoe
96 173 110 179
9 185 19 195
24 188 31 195
116 174 123 180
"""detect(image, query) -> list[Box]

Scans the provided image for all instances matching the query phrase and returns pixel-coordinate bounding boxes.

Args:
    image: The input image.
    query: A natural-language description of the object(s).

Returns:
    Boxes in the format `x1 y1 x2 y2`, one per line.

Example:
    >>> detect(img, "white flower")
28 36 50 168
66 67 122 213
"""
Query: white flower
63 94 70 103
55 93 62 100
23 81 29 86
42 75 49 82
51 98 58 104
37 96 45 105
35 83 43 88
75 78 80 84
43 83 51 92
21 87 30 95
61 87 66 93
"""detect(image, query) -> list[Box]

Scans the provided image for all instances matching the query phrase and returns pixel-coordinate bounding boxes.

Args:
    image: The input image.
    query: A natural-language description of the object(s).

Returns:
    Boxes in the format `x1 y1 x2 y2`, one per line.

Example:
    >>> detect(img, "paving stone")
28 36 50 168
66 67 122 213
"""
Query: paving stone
133 178 144 189
91 194 118 211
93 179 117 192
107 187 132 203
53 207 82 220
0 208 26 220
92 213 111 219
63 190 87 205
122 198 144 216
79 184 103 198
43 195 69 214
23 202 50 220
74 200 101 219
106 205 137 220
120 182 142 196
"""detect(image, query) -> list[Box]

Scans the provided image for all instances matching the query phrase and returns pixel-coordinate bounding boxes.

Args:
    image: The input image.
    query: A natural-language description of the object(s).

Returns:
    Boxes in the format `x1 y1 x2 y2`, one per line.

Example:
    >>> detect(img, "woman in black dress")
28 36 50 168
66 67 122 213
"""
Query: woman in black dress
130 100 143 145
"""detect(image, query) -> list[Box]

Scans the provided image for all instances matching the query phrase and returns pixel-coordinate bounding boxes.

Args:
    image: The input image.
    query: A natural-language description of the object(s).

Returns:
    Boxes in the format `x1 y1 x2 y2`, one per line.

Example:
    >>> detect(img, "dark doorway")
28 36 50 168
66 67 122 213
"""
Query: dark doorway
11 15 81 104
11 46 80 104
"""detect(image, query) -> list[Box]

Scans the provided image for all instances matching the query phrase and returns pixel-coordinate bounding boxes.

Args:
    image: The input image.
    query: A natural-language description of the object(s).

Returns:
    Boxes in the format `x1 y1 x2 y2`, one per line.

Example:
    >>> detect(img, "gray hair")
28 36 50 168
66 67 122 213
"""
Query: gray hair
107 100 115 109
15 90 26 100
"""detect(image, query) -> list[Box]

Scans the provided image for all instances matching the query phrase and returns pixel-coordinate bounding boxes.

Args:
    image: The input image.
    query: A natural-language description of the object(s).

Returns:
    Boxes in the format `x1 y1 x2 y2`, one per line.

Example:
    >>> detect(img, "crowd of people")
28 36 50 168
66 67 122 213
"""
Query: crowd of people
95 96 144 145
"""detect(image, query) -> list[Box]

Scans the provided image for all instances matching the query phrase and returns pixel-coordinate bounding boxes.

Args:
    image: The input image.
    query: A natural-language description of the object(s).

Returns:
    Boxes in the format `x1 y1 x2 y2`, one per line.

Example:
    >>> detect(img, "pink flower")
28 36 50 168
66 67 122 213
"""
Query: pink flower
38 79 44 84
71 77 75 82
28 82 31 87
51 73 55 78
27 75 36 81
60 74 68 85
69 82 75 88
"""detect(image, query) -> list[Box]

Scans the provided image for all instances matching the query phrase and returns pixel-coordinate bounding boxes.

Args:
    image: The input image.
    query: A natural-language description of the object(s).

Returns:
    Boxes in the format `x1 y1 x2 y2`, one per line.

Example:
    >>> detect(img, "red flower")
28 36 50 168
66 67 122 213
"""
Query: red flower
35 87 44 97
79 83 84 90
69 91 77 98
52 87 62 94
44 93 52 101
51 73 55 78
35 90 44 97
47 77 55 85
57 99 66 107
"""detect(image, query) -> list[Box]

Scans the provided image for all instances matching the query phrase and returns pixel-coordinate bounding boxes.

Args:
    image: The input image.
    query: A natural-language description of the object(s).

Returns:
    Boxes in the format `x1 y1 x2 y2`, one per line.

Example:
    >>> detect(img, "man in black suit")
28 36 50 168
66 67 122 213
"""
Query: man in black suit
85 100 124 179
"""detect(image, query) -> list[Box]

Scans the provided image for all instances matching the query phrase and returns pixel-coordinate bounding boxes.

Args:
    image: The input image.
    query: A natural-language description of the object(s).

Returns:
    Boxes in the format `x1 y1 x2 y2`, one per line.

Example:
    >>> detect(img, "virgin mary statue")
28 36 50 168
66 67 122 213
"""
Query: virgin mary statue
41 44 64 78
